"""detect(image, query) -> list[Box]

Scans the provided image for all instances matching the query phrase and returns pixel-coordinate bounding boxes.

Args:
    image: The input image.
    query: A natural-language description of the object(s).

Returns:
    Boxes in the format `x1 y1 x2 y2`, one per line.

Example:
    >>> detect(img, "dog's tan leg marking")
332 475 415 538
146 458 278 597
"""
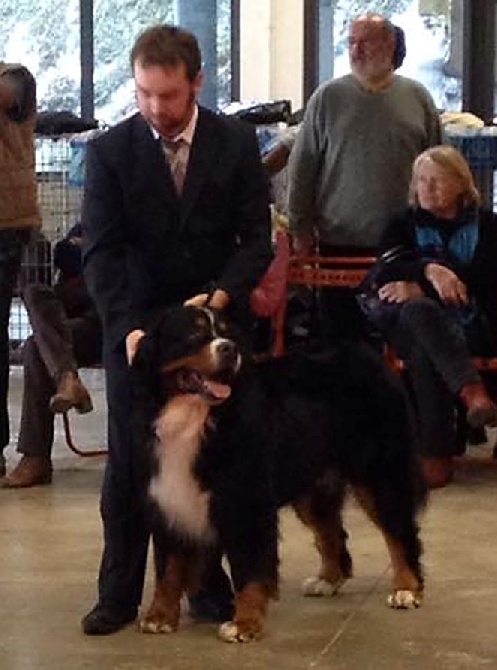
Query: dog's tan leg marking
352 486 423 609
140 555 190 634
293 497 351 597
218 582 269 643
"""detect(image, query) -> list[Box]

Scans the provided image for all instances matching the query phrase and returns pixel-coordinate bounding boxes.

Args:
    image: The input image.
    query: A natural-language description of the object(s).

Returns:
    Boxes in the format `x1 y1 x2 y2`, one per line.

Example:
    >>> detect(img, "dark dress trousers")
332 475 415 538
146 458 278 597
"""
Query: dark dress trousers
377 207 497 458
82 108 272 615
18 223 101 460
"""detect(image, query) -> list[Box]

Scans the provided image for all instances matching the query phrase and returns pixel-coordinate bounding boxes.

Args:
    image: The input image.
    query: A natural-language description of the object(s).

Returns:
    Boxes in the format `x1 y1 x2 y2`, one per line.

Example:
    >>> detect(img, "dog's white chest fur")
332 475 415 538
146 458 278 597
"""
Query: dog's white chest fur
149 395 215 543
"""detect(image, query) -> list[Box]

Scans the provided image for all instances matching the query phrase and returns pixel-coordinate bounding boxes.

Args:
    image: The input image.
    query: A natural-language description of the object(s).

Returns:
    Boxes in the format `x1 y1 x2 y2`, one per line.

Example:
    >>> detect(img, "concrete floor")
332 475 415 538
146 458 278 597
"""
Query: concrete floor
1 367 497 670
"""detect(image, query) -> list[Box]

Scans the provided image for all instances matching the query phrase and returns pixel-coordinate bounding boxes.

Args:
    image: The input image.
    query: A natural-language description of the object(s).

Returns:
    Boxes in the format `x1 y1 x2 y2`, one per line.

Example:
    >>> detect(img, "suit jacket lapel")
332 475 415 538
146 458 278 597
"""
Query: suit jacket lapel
131 115 179 211
180 108 218 225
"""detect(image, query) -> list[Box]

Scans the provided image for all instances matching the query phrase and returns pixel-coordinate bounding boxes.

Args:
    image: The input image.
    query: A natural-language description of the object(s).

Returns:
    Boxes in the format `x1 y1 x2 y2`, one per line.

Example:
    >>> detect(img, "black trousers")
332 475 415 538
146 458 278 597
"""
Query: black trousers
382 297 481 457
96 345 150 612
17 283 102 458
0 229 30 451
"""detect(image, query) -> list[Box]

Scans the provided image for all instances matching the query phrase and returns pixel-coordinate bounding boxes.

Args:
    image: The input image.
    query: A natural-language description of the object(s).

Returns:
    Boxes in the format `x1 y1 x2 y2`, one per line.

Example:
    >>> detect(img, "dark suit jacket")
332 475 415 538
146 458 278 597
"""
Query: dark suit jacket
82 108 272 351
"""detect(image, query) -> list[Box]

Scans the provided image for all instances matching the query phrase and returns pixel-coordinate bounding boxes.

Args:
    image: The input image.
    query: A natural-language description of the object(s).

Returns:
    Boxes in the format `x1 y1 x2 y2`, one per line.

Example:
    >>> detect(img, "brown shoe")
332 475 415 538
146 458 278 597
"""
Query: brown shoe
459 382 497 429
0 456 52 489
422 456 454 489
49 371 93 415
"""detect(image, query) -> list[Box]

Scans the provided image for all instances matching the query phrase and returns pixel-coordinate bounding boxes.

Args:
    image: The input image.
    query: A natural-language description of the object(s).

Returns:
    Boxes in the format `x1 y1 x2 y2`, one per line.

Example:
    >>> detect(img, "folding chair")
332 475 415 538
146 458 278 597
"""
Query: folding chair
61 364 107 457
273 250 378 357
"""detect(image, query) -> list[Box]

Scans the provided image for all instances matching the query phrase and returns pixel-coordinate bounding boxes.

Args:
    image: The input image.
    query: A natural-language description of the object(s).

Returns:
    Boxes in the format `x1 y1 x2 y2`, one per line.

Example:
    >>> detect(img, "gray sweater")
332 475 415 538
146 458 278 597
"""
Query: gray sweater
287 74 443 248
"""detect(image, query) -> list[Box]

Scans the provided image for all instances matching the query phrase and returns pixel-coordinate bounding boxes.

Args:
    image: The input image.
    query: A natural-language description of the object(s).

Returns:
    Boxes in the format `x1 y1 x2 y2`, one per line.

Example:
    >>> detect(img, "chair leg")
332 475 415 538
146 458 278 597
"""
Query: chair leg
62 412 107 457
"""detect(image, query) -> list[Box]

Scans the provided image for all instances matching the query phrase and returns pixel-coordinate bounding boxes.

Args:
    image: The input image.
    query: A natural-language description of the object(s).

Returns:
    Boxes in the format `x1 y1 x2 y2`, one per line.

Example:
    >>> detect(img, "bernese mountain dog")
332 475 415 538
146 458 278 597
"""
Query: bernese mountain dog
131 304 426 643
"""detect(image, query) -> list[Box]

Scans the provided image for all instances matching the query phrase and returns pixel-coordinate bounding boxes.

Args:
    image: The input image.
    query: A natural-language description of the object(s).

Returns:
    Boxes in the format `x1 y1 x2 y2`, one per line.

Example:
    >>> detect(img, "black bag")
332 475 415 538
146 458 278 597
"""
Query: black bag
35 111 99 135
357 246 496 351
355 246 420 331
230 100 292 125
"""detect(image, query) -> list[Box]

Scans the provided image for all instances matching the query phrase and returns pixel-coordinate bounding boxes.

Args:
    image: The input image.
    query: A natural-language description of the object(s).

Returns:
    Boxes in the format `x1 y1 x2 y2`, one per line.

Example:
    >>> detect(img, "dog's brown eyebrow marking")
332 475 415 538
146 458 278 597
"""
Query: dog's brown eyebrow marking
161 346 213 374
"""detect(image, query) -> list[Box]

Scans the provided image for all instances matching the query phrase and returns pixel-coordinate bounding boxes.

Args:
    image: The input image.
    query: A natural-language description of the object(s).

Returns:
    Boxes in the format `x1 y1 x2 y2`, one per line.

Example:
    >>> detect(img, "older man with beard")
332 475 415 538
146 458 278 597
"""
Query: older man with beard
287 13 443 341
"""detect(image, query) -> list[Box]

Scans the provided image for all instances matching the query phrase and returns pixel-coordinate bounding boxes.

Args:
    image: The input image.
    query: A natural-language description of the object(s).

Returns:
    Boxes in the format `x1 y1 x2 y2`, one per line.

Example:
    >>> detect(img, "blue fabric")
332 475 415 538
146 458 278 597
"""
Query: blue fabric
414 217 479 267
413 213 492 345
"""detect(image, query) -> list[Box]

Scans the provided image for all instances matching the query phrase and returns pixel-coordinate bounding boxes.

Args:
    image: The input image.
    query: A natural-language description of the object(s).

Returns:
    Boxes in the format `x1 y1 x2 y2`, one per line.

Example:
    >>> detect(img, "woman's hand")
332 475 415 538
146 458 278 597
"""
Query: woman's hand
424 262 468 304
378 281 424 303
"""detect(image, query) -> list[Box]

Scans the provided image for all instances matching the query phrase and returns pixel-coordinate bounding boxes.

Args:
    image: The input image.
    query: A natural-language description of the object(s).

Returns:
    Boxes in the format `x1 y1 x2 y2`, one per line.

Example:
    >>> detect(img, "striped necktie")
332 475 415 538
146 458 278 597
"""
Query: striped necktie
162 138 187 194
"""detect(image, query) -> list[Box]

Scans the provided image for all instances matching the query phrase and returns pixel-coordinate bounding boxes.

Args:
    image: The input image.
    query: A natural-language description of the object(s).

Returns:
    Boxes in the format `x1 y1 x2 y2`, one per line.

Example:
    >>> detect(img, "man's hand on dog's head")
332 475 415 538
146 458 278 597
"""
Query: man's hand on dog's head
184 289 230 310
126 329 145 365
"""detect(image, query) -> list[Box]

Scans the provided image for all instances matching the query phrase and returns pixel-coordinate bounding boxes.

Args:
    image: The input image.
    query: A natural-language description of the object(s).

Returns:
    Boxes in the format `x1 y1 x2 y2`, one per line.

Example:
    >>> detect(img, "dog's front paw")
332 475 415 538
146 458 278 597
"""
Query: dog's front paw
218 621 261 643
139 613 177 634
302 576 345 597
387 589 422 609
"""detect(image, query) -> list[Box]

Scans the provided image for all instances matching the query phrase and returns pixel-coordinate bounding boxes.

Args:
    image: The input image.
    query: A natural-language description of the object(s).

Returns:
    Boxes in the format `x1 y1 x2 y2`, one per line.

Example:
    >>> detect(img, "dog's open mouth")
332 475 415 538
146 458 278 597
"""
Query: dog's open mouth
175 369 232 405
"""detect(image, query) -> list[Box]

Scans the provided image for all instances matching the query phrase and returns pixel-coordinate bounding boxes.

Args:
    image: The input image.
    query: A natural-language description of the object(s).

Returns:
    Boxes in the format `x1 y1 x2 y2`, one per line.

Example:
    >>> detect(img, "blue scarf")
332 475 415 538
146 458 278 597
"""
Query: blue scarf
414 211 479 267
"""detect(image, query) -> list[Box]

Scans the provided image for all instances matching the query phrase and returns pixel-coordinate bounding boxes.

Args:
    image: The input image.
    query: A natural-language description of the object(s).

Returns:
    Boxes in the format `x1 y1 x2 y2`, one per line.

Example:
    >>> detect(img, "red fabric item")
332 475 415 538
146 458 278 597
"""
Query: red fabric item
250 229 290 317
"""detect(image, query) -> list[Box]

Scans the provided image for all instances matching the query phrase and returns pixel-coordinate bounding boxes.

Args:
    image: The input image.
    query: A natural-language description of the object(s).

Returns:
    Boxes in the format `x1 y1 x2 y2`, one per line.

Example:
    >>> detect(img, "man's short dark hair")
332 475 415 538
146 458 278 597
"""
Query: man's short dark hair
130 24 202 81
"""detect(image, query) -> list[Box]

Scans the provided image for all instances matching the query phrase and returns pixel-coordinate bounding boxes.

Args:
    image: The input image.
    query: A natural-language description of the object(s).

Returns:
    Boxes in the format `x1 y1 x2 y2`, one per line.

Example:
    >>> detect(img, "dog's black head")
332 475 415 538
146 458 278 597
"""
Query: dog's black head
132 305 243 405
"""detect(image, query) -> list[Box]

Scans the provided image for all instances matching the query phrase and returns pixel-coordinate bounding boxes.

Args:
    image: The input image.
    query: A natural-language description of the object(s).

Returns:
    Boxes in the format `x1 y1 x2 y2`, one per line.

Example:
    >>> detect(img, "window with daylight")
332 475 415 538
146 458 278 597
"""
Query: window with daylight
315 0 461 112
0 0 234 126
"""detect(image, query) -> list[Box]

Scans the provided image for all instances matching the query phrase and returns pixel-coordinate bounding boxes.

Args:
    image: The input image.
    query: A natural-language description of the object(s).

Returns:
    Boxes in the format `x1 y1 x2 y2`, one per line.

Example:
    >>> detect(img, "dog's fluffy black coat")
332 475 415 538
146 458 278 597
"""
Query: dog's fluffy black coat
132 305 425 642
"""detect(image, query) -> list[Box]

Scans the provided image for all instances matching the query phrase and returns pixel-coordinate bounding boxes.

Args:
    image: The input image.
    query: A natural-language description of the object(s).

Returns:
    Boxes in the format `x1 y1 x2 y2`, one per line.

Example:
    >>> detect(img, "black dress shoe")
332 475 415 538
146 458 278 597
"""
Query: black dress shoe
81 604 136 635
188 591 234 623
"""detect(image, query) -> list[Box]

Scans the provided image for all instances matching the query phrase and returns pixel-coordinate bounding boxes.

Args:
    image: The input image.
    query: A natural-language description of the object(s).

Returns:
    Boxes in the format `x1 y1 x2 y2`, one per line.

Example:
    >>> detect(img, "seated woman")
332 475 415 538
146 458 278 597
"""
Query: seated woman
1 224 102 488
364 145 497 488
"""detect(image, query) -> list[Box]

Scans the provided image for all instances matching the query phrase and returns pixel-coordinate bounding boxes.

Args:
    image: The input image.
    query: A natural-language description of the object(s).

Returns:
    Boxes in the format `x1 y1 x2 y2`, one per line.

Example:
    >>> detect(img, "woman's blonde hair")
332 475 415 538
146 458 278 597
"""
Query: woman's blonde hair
408 144 481 209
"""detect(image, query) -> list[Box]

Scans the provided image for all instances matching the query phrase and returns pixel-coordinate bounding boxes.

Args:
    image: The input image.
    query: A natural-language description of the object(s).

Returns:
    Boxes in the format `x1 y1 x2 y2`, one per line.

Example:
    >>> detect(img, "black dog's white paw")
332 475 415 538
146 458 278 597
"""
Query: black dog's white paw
387 589 422 609
218 621 260 643
301 576 346 597
139 618 176 634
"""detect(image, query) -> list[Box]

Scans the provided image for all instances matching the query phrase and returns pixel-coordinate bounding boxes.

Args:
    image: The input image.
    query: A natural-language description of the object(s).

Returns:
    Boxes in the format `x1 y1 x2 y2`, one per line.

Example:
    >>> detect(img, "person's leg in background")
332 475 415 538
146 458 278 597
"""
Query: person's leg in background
187 550 234 622
387 297 497 488
22 283 92 414
404 347 458 488
398 299 497 426
1 306 102 488
0 229 29 477
0 335 54 487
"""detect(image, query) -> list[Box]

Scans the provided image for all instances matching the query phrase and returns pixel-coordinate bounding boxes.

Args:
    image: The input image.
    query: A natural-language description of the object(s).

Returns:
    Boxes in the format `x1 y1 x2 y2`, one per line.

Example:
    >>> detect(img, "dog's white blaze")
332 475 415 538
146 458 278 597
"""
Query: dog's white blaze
199 308 241 371
150 395 215 543
200 307 217 333
210 338 241 372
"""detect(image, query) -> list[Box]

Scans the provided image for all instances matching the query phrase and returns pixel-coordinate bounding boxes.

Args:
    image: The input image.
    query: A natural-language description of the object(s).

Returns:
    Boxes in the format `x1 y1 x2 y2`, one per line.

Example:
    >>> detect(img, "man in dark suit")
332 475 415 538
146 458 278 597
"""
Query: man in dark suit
81 24 272 635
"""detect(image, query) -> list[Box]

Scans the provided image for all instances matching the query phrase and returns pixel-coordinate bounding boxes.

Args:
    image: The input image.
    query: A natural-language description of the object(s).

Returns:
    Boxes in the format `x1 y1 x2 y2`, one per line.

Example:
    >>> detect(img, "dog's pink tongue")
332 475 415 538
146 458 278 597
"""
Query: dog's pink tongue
204 380 231 400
